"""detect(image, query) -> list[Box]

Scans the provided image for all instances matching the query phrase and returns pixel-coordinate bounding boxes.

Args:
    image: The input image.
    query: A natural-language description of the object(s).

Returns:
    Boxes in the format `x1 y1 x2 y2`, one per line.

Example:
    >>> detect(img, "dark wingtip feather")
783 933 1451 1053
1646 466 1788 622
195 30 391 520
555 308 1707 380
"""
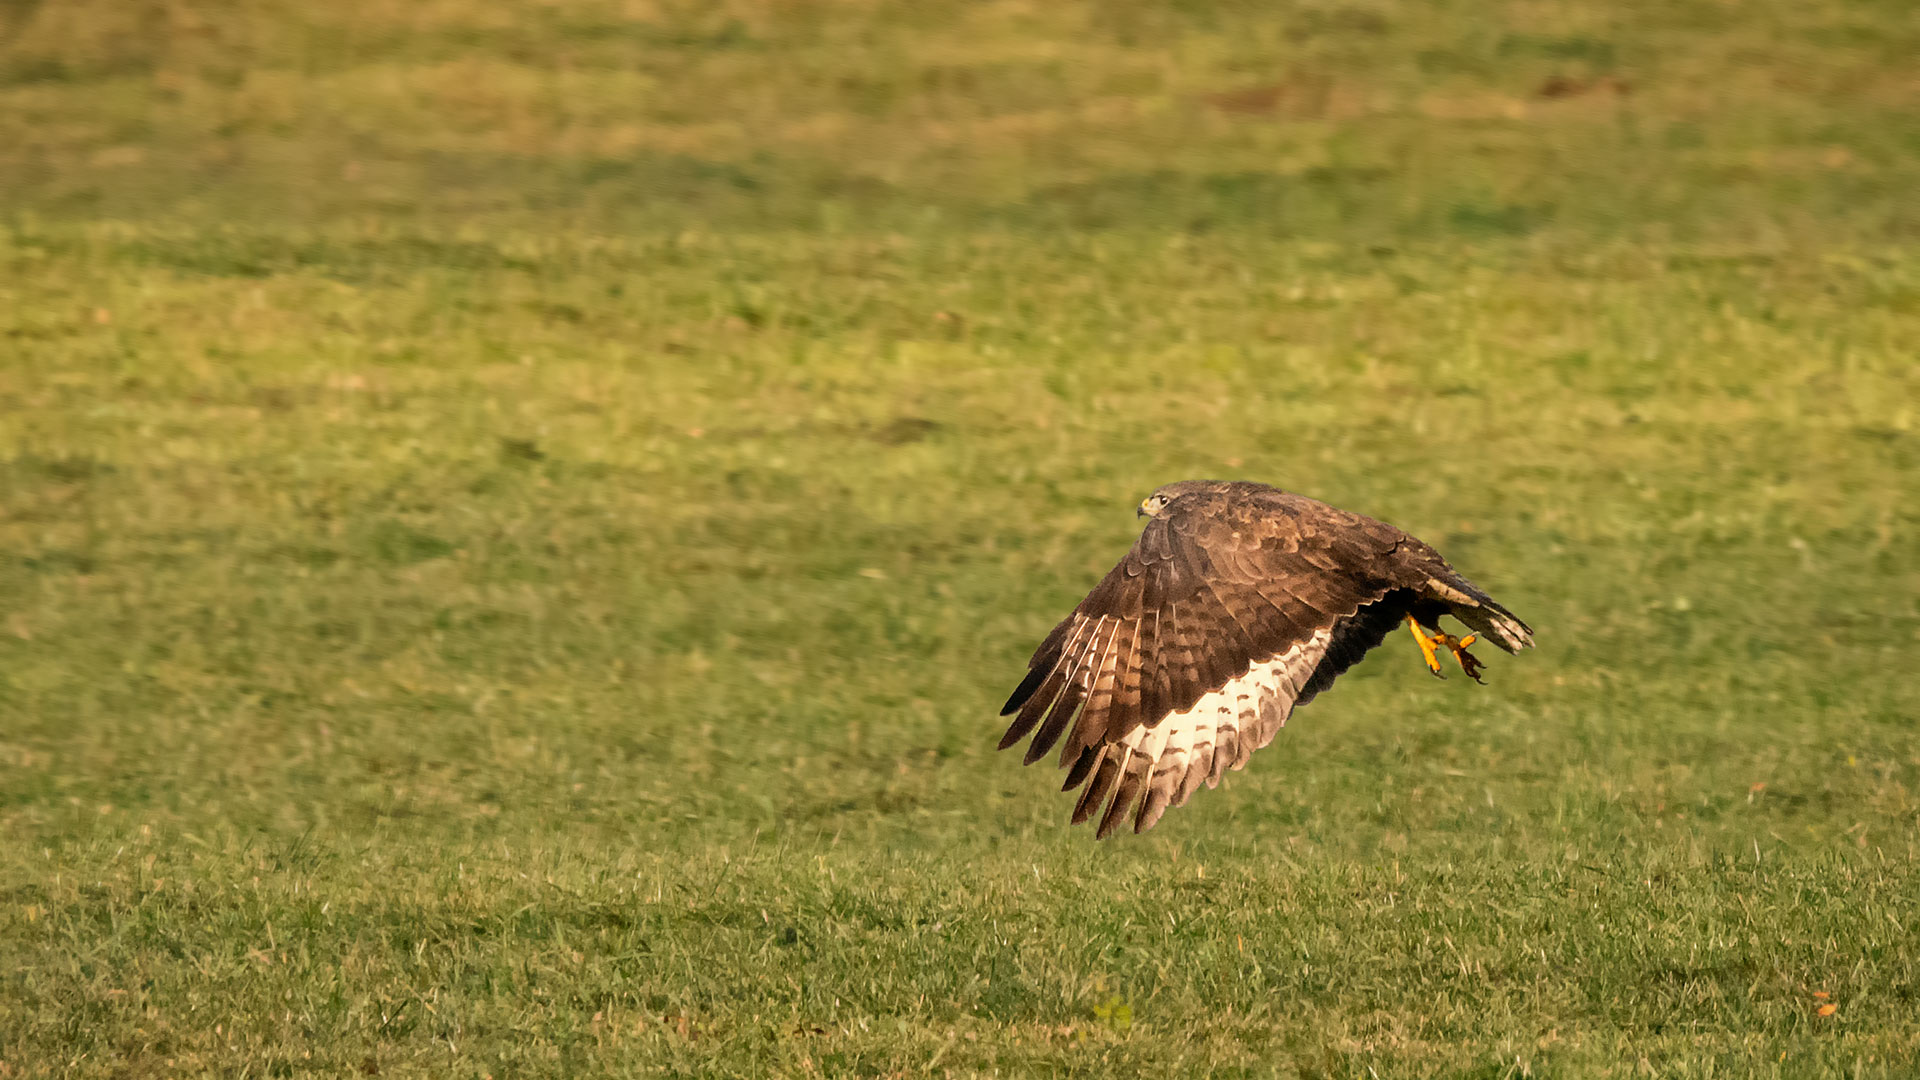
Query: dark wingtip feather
1095 770 1143 839
1061 745 1101 791
1000 663 1050 716
1134 781 1174 834
996 716 1036 752
1022 682 1085 765
1071 753 1124 826
998 663 1068 751
997 679 1052 751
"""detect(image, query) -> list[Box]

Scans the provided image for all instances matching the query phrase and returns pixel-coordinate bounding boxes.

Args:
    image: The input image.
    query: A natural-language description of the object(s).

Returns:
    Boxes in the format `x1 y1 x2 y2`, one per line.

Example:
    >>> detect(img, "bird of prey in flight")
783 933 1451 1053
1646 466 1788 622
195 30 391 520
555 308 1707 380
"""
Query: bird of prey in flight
999 480 1534 838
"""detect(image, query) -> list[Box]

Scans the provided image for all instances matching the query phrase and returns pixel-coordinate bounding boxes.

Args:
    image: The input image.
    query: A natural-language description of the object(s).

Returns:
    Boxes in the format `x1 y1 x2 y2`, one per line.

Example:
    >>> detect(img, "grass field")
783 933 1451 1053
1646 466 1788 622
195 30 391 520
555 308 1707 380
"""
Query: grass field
2 1 1918 1076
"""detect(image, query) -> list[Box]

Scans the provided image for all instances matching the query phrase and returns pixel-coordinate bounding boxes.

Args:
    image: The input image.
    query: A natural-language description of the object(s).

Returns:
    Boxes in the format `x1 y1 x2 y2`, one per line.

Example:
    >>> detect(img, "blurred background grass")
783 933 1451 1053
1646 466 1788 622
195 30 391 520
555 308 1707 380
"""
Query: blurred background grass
3 0 1916 239
1 1 1918 1077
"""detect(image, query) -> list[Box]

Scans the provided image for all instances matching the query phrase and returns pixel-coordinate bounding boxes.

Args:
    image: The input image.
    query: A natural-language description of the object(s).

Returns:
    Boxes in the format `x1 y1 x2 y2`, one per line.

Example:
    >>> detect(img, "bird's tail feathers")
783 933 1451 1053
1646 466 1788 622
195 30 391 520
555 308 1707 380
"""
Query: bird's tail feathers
1442 581 1534 653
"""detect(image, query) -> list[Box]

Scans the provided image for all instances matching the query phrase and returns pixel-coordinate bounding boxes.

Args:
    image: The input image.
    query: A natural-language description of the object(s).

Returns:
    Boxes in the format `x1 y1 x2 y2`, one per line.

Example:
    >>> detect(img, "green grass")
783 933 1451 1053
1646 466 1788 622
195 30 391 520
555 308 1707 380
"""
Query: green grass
2 0 1919 1076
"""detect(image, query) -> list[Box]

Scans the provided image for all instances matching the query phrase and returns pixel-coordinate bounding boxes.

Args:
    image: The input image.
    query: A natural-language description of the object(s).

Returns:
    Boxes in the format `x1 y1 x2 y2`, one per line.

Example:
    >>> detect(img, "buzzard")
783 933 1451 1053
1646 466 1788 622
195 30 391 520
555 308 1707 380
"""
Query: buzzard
999 480 1533 838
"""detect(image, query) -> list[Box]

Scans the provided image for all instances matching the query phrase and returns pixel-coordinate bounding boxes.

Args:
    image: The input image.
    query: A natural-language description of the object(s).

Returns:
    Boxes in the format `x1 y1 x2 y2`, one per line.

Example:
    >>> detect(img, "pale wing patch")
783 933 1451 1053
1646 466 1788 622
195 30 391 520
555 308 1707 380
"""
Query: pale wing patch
1424 576 1476 605
1064 615 1114 694
1097 628 1333 836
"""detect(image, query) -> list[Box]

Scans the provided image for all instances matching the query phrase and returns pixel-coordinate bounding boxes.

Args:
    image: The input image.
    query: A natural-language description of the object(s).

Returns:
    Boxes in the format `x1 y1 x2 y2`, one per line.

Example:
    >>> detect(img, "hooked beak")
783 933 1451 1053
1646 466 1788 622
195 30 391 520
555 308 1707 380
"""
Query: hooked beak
1136 502 1150 518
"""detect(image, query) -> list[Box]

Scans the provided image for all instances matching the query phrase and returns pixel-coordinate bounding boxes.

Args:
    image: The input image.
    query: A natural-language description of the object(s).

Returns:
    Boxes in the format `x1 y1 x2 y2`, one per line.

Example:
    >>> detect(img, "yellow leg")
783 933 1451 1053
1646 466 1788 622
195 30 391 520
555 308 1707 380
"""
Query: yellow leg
1406 616 1445 678
1407 618 1488 683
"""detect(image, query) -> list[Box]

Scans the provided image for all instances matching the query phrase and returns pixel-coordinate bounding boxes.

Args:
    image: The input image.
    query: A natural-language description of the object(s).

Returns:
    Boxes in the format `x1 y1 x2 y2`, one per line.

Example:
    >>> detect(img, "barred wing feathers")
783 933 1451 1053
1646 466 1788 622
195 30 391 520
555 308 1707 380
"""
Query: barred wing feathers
999 488 1425 838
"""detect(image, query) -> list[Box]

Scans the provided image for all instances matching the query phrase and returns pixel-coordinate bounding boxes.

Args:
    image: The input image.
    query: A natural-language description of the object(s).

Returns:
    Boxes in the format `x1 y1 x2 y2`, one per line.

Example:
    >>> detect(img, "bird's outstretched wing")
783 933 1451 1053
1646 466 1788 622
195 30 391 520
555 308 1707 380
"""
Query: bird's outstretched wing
999 490 1426 837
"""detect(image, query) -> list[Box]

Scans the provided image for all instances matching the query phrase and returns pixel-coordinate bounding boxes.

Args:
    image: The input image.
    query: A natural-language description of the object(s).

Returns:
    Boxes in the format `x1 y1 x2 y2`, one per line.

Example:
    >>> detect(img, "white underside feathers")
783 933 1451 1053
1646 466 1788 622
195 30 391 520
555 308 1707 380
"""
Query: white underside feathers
1107 628 1332 832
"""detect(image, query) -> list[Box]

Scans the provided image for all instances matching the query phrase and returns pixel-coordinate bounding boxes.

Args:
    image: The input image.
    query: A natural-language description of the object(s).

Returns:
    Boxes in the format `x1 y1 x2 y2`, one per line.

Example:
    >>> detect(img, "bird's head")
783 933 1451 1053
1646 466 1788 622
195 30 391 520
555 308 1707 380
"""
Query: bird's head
1137 480 1218 518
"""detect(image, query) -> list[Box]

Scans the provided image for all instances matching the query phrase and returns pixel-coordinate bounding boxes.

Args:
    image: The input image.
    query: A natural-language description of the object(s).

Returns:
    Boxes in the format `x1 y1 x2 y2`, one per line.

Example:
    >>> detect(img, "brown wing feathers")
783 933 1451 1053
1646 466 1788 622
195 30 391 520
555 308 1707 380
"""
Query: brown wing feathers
998 482 1532 838
1070 615 1133 763
998 491 1409 837
1024 616 1105 764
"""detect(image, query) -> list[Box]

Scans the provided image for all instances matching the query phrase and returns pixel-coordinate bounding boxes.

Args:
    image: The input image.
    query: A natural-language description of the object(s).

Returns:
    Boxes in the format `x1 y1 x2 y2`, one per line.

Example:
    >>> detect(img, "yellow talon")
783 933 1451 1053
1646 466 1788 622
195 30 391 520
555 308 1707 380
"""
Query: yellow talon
1406 616 1445 678
1406 618 1487 683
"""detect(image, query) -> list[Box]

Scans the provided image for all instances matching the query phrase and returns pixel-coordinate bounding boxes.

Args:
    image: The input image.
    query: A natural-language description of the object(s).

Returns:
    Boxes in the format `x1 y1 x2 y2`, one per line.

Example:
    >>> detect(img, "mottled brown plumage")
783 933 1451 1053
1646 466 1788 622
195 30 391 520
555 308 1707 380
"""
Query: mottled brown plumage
1000 480 1534 838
